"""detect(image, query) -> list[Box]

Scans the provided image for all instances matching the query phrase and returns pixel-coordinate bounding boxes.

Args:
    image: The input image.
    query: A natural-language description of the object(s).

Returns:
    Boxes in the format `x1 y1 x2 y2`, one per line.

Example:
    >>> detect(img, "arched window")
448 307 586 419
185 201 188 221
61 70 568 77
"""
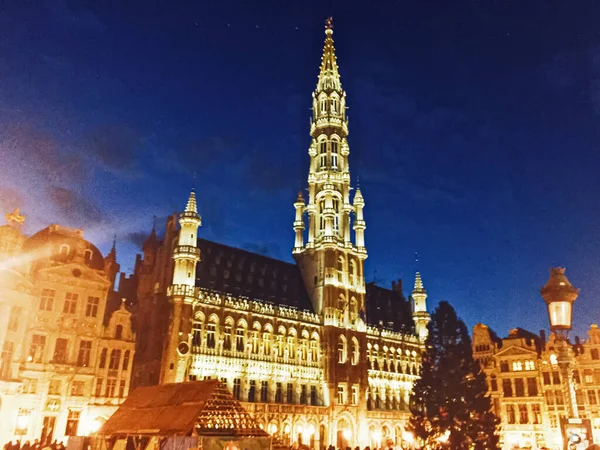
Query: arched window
320 98 327 114
192 321 203 350
349 260 357 285
84 249 93 262
115 325 123 340
319 200 326 232
206 320 217 349
122 350 130 370
310 335 319 362
252 323 261 354
337 256 344 283
349 297 358 321
263 326 272 355
59 244 70 255
319 141 327 169
331 97 338 114
99 348 107 368
235 323 246 352
223 318 233 350
331 140 339 169
338 294 347 311
338 335 347 363
276 327 286 357
332 198 340 232
351 337 359 365
286 329 296 359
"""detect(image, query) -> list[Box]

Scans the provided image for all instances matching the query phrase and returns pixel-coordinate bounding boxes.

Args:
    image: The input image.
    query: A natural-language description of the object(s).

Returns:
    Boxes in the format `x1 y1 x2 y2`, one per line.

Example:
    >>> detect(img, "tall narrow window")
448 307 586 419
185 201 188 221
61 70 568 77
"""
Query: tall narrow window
275 382 282 403
53 338 68 364
236 327 245 352
351 338 359 365
94 378 104 397
319 200 326 231
233 378 241 400
351 385 358 405
98 348 107 368
77 340 92 367
286 382 294 403
338 336 347 364
206 321 216 348
507 405 516 424
260 381 268 402
223 323 232 350
337 384 346 404
29 335 46 363
248 380 256 402
115 325 123 340
109 349 121 370
106 378 117 397
310 385 317 405
8 306 22 332
192 322 203 350
319 141 327 169
122 350 130 370
331 140 339 169
1 341 14 378
119 380 126 397
332 198 340 232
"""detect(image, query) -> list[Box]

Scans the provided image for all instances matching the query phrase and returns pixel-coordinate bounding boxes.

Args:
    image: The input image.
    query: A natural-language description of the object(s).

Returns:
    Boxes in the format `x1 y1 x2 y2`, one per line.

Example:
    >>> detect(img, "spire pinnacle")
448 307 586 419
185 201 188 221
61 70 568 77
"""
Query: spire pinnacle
5 208 25 227
413 272 426 294
185 189 198 214
317 17 341 93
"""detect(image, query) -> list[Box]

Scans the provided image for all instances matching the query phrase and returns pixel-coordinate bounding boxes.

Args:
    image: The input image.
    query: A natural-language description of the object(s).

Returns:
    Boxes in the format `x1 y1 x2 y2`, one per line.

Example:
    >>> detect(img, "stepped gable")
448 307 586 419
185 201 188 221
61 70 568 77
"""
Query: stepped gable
195 238 313 312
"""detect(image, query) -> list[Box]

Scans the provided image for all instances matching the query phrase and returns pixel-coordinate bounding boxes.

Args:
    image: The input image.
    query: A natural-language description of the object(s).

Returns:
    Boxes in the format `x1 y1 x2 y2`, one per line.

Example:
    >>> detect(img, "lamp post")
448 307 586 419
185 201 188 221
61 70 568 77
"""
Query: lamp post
540 267 579 420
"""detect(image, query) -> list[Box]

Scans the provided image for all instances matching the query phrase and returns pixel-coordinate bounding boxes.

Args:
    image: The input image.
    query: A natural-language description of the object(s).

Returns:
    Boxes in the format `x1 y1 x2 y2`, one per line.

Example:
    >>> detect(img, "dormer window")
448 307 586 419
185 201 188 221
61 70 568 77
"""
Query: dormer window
115 325 123 340
84 249 92 262
59 244 70 255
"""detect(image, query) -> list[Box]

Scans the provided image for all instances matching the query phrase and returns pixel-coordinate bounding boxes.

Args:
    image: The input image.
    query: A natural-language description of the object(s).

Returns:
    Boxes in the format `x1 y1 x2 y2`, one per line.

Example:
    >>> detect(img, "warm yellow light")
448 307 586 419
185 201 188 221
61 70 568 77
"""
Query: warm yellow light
16 414 29 430
307 424 315 436
437 430 450 443
80 417 103 436
342 429 352 440
268 423 278 435
402 431 414 443
297 425 304 434
371 431 381 442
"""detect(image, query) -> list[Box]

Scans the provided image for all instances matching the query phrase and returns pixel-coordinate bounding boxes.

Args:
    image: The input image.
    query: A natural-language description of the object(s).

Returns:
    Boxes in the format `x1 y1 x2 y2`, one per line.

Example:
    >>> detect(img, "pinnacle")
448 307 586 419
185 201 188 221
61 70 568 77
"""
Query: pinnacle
185 189 198 213
413 272 426 294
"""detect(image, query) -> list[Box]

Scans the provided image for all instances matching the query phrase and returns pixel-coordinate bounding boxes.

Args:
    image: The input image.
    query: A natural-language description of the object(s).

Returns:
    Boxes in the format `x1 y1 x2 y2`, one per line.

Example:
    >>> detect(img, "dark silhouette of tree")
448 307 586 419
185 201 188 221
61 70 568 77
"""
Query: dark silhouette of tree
408 301 499 449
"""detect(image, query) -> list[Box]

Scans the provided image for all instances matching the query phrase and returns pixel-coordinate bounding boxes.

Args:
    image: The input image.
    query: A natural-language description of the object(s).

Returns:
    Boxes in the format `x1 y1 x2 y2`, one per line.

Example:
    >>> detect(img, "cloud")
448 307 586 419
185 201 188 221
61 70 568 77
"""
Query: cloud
47 186 104 227
126 231 148 248
81 124 143 174
0 123 87 184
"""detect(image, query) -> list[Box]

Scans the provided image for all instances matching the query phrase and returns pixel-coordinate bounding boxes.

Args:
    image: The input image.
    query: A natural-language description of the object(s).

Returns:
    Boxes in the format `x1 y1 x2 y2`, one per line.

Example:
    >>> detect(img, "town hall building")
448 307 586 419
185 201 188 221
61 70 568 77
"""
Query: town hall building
130 20 430 450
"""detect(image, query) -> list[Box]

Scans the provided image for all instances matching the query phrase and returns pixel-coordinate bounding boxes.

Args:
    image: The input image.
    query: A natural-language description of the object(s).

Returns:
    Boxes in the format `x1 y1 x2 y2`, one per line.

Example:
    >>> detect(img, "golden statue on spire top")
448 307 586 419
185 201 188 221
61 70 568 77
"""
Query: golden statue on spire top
325 17 333 31
5 208 25 226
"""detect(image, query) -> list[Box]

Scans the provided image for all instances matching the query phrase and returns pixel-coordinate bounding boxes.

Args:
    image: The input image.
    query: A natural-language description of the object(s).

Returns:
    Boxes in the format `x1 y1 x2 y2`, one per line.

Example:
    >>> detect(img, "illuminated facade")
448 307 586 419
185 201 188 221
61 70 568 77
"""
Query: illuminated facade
131 20 430 449
473 269 600 450
0 211 135 444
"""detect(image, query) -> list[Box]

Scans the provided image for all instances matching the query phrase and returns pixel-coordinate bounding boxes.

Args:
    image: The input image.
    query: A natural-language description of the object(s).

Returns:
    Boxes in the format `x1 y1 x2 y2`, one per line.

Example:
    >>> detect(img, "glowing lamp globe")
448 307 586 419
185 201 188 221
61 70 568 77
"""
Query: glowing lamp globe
540 268 579 334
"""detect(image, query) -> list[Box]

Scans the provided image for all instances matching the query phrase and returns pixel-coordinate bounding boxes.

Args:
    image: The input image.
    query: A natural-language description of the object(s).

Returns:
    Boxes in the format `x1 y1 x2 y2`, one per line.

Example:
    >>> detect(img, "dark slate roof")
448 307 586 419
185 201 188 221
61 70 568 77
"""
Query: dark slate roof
195 239 314 312
366 282 414 333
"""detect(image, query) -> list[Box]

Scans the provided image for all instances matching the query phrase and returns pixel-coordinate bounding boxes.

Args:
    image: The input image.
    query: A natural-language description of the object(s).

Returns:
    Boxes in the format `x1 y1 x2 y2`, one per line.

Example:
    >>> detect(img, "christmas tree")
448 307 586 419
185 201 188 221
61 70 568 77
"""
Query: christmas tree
408 301 499 449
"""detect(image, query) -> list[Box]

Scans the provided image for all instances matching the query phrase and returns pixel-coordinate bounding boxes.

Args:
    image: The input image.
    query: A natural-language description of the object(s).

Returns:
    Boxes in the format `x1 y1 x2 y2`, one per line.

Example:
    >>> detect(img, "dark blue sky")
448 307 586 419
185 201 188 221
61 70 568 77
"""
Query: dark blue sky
1 0 600 338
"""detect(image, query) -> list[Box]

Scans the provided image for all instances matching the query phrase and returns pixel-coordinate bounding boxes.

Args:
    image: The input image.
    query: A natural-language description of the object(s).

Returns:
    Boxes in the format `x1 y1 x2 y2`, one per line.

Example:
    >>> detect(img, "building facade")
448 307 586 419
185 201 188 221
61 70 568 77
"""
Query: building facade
131 21 430 450
0 210 135 445
473 268 600 450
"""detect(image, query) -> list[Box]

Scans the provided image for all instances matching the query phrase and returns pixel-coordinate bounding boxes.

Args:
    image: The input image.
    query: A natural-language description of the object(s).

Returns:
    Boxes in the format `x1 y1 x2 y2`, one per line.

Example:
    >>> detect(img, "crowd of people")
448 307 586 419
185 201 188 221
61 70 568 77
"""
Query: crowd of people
3 440 66 450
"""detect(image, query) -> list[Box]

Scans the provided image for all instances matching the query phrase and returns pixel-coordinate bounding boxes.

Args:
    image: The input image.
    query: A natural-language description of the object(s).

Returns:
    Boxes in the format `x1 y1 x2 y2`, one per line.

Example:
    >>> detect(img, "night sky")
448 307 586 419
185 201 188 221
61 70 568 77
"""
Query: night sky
1 0 600 339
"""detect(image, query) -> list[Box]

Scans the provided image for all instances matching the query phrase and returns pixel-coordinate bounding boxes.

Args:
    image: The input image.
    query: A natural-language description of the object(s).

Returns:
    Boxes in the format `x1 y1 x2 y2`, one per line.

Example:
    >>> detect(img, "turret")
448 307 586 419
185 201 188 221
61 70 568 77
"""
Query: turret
104 236 120 289
353 188 366 252
162 189 202 384
412 272 430 341
293 190 306 252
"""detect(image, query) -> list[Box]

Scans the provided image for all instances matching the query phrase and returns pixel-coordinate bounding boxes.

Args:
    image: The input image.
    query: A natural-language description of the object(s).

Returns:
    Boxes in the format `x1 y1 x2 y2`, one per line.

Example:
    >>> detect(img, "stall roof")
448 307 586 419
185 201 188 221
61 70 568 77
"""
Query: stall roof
99 379 269 438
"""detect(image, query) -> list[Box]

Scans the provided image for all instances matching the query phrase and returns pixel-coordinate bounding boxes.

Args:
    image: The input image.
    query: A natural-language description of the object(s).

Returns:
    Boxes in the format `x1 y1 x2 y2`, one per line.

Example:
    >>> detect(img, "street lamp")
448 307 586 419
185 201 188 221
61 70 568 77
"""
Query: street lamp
540 267 579 419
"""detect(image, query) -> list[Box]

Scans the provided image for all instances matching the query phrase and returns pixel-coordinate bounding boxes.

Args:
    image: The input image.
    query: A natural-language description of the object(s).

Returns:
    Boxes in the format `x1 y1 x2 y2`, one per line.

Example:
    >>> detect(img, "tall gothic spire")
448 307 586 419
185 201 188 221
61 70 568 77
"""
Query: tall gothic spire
317 17 342 94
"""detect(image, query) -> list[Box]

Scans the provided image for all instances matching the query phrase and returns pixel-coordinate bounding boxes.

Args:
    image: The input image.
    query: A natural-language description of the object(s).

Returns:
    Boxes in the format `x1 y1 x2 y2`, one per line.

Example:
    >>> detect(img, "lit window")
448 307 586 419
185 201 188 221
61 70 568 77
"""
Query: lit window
48 380 61 396
59 244 70 255
331 140 339 169
351 338 359 365
550 354 558 365
319 141 327 169
512 361 523 371
337 384 346 404
525 360 535 371
108 349 121 370
70 381 85 396
29 335 46 363
76 340 92 367
351 385 358 405
338 336 347 363
122 350 130 370
106 378 117 397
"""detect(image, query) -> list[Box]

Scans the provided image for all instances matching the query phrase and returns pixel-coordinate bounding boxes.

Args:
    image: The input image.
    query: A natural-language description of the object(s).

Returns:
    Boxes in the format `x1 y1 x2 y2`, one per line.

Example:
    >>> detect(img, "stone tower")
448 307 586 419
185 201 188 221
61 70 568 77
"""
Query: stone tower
161 189 201 383
293 18 369 446
411 272 430 341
